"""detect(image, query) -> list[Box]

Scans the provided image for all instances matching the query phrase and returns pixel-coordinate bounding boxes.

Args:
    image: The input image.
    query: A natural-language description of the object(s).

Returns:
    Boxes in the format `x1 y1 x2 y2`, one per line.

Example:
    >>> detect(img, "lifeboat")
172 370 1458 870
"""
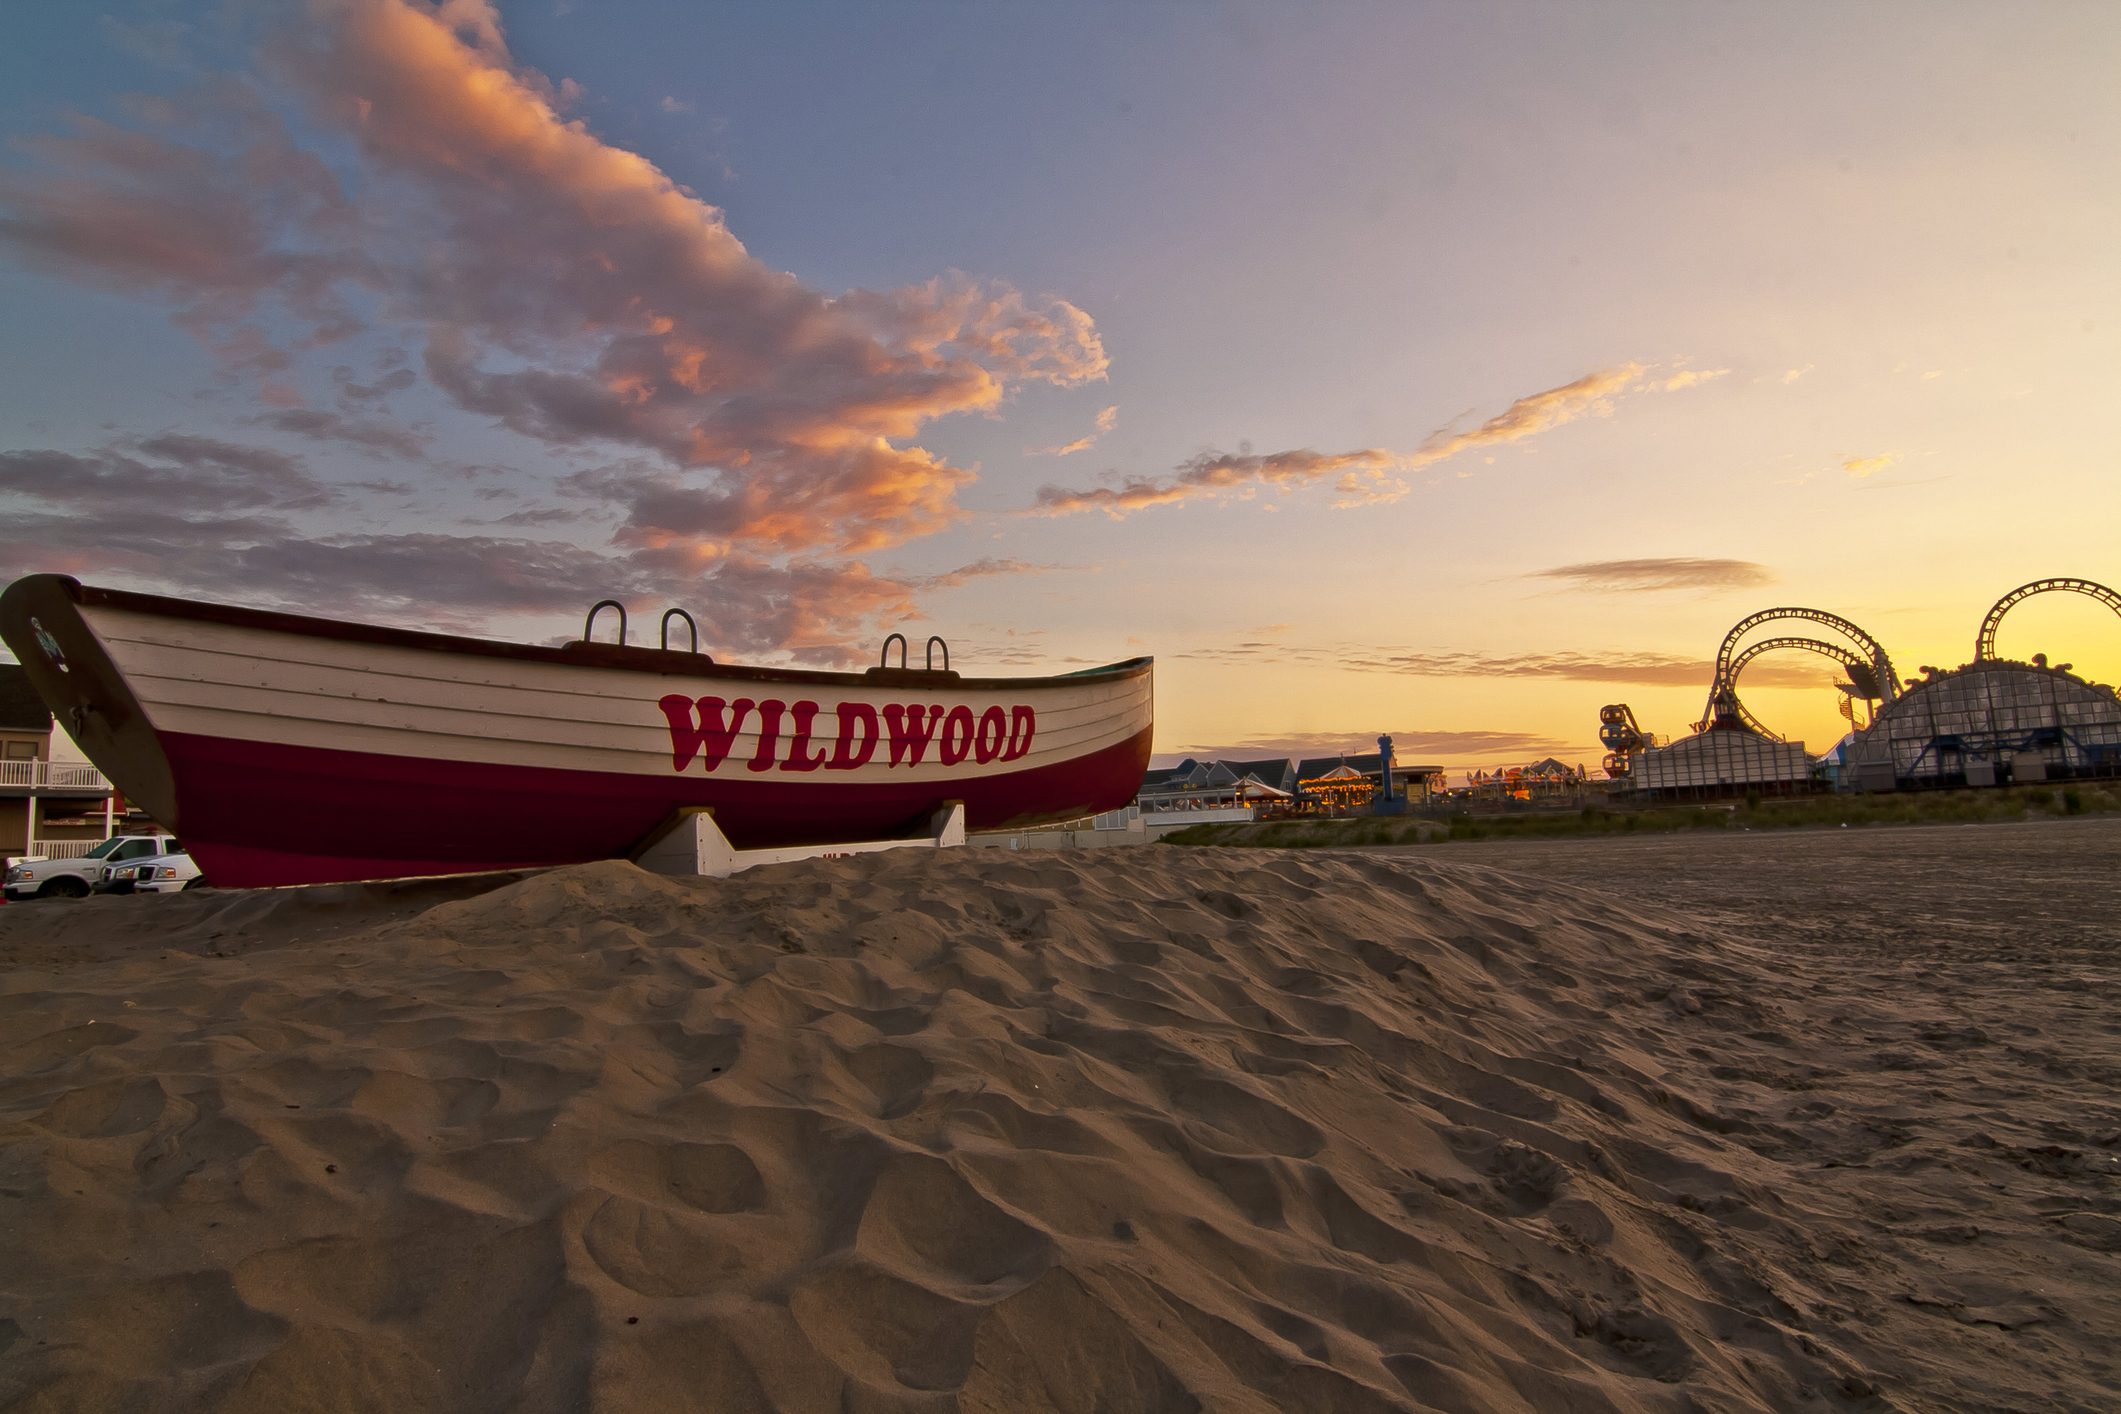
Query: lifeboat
0 574 1153 888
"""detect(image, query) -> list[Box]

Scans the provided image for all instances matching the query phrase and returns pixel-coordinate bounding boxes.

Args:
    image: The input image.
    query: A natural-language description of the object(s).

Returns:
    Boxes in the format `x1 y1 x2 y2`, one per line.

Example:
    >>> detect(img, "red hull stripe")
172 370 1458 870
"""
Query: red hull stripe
162 727 1152 889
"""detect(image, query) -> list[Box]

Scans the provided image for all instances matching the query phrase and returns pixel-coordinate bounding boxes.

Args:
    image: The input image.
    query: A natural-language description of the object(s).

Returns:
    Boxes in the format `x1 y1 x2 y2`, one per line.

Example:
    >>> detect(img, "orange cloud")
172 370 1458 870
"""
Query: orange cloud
1842 452 1899 478
1034 446 1395 518
1030 403 1119 457
1410 363 1645 465
0 0 1105 561
1032 363 1652 520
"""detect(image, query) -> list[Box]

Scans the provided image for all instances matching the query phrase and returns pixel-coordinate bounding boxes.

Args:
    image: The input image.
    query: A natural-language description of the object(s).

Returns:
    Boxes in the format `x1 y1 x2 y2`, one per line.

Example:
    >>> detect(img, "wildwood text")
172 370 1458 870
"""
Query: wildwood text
659 696 1036 773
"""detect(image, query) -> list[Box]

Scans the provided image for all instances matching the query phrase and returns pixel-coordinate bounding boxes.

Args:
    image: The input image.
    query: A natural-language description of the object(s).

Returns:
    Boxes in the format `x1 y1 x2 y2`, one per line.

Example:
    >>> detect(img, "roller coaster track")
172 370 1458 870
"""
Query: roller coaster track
1715 637 1868 741
1974 578 2121 662
1697 608 1897 734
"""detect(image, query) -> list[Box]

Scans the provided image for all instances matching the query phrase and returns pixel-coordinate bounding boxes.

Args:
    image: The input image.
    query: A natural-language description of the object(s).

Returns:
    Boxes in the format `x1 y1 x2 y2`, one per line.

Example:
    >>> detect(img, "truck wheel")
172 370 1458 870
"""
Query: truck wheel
38 877 90 900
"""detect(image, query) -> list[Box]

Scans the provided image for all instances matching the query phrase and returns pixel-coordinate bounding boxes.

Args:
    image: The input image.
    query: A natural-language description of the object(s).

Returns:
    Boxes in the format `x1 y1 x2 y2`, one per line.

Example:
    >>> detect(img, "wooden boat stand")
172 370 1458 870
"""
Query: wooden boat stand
631 801 967 879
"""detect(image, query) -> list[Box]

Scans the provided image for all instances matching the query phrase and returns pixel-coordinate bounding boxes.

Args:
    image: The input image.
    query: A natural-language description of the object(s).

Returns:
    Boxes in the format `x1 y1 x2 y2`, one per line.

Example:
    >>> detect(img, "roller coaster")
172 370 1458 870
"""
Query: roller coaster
1692 607 1898 738
1601 576 2118 778
1974 578 2121 662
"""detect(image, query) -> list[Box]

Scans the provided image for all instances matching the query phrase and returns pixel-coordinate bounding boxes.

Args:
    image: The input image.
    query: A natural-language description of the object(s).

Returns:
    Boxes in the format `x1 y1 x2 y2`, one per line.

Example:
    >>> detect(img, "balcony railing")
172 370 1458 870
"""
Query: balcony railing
0 760 110 791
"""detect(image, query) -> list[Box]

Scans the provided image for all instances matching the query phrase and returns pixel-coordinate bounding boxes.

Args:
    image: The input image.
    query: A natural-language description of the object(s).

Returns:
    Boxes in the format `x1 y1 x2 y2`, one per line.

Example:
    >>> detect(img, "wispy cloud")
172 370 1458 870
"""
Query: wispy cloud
1 437 331 511
253 408 429 459
1031 361 1664 521
657 96 694 115
1661 367 1730 392
1033 446 1395 518
331 363 417 404
1171 640 1830 689
1842 452 1899 478
917 557 1061 590
1029 403 1117 457
1527 557 1773 593
1409 362 1645 466
1781 365 1814 384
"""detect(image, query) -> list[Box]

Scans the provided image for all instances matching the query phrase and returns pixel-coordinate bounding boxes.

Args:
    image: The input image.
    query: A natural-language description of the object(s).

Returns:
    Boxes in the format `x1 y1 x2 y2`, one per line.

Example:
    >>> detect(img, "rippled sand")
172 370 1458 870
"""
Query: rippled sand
1 818 2114 1411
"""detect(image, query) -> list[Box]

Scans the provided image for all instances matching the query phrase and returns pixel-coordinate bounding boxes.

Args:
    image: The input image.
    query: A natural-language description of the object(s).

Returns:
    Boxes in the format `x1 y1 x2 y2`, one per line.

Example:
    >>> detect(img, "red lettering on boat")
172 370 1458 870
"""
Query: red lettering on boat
829 702 880 769
659 694 756 773
782 700 827 772
939 705 975 765
1002 705 1036 761
882 703 944 766
747 699 787 772
974 706 1006 763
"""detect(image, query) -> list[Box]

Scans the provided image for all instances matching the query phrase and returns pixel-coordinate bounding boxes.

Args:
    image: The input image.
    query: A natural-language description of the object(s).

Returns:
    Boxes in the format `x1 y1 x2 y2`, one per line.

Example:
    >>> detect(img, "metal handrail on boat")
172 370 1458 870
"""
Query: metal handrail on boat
875 632 955 675
660 608 706 657
583 600 628 647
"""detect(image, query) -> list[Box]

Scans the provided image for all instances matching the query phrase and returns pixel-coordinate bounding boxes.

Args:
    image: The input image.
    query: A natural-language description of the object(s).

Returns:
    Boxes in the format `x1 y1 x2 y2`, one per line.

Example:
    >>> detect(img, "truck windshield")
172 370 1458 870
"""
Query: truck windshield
83 839 125 860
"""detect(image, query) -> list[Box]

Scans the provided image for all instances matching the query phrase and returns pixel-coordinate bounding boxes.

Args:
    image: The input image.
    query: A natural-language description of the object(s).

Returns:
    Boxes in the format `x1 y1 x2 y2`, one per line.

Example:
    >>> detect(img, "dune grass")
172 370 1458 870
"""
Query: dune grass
1158 781 2121 849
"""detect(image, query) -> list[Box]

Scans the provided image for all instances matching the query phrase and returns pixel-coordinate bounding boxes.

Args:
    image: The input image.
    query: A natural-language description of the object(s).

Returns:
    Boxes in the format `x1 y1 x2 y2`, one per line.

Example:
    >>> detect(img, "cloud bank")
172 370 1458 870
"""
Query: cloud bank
0 0 1111 653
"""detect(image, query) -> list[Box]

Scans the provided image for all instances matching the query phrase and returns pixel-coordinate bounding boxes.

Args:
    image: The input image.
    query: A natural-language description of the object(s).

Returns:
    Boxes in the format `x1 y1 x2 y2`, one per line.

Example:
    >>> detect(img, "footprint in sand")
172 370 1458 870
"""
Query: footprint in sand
587 1137 767 1215
841 1042 934 1119
854 1152 1054 1288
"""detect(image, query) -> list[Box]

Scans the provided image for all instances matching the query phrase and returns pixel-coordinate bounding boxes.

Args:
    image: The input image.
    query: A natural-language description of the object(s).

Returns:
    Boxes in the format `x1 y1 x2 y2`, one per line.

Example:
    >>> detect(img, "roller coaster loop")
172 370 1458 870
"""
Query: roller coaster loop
1974 578 2121 662
1713 637 1869 741
1697 608 1898 734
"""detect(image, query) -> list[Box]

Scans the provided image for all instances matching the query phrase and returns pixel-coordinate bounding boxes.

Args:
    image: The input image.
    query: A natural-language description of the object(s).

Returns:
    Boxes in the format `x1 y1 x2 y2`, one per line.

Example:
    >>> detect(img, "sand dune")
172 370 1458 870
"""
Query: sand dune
2 821 2116 1411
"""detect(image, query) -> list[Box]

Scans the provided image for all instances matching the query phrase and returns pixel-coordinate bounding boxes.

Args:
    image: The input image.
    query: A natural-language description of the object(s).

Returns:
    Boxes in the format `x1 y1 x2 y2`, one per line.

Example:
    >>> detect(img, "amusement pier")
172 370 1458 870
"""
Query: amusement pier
1052 576 2121 845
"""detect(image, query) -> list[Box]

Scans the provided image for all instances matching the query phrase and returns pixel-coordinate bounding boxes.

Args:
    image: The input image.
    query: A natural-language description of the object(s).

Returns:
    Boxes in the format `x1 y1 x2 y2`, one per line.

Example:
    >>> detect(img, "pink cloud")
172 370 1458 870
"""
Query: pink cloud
0 0 1106 562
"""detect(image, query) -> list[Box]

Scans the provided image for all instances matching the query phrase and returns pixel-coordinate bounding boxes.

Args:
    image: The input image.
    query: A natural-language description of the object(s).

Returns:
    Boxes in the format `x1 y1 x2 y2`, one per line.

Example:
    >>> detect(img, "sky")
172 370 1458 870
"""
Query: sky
2 0 2117 773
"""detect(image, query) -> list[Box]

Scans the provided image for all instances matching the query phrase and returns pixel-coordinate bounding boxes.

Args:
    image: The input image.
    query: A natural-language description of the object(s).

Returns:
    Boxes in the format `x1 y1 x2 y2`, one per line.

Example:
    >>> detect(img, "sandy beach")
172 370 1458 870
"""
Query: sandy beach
2 818 2115 1411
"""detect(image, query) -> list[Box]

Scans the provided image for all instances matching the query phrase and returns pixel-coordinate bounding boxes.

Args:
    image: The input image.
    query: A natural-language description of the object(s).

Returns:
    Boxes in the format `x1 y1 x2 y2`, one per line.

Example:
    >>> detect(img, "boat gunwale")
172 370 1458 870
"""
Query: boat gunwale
47 577 1154 692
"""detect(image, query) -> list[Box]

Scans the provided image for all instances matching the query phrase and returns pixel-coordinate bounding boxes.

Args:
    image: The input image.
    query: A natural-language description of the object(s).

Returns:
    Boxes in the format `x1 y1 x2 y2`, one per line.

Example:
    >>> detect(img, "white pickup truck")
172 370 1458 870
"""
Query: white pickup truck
5 835 185 901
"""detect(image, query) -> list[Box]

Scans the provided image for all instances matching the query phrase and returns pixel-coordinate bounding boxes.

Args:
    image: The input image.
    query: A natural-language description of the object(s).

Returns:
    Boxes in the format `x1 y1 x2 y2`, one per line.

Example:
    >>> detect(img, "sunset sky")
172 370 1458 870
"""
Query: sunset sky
3 1 2116 771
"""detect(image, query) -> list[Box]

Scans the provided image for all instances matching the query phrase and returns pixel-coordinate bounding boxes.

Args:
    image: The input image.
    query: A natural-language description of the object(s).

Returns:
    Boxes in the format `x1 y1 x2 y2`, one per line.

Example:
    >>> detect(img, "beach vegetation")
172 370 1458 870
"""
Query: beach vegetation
1157 782 2121 849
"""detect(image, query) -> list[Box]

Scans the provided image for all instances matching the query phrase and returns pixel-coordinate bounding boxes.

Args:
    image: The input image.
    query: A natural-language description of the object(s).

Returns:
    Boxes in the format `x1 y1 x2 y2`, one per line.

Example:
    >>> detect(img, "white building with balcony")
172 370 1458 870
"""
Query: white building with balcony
1 663 118 859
